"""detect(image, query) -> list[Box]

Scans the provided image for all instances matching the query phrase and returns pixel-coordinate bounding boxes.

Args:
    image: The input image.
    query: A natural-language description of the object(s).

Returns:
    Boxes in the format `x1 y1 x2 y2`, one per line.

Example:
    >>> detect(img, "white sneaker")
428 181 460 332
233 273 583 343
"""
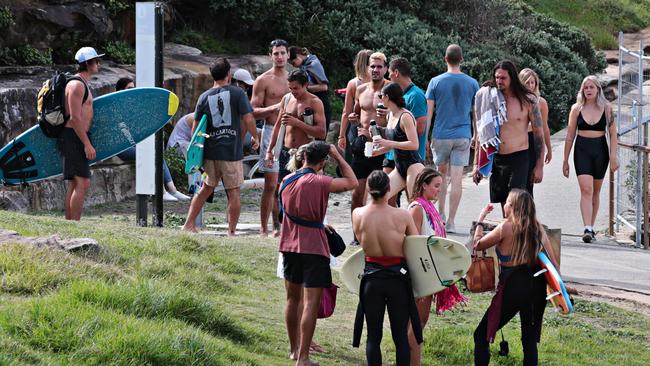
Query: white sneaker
163 191 178 201
445 222 456 233
171 191 191 201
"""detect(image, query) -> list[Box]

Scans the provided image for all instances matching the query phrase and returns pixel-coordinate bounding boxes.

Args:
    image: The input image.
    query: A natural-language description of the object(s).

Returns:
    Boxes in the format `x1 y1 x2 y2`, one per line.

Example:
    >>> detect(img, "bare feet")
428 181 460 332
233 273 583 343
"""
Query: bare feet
259 229 269 237
309 342 326 353
295 359 318 366
272 229 281 238
181 225 198 233
289 351 297 360
228 231 236 237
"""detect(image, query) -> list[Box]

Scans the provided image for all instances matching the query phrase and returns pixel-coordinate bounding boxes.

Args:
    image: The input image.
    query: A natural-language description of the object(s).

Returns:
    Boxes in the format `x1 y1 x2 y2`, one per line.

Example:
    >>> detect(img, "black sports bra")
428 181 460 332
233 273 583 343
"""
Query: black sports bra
577 110 606 131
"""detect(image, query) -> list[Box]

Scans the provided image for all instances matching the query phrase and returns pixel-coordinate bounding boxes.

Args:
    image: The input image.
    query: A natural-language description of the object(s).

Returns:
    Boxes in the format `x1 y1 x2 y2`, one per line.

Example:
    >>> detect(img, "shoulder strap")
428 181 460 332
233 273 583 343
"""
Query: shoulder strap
279 168 324 229
67 75 89 104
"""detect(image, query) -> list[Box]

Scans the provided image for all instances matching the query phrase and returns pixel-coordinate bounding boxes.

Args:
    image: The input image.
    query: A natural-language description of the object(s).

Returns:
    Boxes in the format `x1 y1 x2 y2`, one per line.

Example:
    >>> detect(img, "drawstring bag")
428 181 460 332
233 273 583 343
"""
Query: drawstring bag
318 283 338 318
466 249 496 293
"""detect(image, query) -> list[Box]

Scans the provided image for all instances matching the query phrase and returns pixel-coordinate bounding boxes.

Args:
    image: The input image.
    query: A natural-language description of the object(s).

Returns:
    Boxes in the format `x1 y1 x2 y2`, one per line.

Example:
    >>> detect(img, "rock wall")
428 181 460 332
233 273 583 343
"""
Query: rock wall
0 43 269 212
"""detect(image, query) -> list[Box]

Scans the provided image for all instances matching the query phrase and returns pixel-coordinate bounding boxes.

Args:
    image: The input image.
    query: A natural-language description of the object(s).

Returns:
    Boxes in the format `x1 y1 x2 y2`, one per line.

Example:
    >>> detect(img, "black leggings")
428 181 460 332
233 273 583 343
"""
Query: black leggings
363 275 411 366
474 267 547 366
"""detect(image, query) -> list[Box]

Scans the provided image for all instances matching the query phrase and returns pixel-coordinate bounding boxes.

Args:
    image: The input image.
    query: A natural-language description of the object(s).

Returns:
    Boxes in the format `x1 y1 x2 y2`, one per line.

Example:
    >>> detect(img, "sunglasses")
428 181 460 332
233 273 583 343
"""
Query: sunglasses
270 39 288 47
378 93 385 98
369 65 384 69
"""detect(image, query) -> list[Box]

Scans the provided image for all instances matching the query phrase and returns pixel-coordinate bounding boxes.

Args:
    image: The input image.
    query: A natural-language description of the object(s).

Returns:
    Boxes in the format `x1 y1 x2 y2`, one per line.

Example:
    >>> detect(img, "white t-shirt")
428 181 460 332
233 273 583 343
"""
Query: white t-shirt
167 114 193 150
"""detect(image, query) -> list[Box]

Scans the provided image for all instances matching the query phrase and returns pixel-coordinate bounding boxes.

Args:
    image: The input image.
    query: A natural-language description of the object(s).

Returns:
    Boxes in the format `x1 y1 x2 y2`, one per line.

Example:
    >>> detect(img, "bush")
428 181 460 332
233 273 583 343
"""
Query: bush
0 6 14 29
0 46 52 66
104 41 135 64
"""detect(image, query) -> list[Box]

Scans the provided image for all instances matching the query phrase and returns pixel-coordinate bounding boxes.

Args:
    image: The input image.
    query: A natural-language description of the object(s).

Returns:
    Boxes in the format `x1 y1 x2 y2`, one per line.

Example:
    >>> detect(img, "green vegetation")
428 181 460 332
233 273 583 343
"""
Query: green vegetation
173 29 242 55
104 0 134 15
0 210 648 364
193 0 605 131
104 40 135 64
0 6 14 29
528 0 650 49
0 46 52 67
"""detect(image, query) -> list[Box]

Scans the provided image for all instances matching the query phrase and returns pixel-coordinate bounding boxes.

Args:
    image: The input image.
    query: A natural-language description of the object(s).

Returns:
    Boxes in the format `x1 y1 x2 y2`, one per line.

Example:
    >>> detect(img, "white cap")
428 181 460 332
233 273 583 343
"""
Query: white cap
233 69 255 86
75 47 105 63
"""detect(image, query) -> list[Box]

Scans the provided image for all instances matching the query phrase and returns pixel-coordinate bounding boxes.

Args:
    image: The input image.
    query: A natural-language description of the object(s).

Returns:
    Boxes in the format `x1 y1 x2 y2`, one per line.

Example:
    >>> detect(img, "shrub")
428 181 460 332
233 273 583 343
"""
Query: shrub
0 46 52 66
0 6 14 29
104 41 135 64
104 0 133 15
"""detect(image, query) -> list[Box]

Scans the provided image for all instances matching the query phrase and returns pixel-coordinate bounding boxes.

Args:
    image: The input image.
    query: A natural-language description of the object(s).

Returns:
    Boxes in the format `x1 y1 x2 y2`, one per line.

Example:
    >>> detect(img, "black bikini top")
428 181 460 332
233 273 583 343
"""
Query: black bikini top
577 110 606 131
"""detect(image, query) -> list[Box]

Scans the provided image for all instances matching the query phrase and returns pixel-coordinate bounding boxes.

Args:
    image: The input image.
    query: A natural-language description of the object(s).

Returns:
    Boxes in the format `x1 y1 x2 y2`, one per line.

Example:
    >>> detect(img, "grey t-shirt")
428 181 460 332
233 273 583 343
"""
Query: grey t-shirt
194 85 253 161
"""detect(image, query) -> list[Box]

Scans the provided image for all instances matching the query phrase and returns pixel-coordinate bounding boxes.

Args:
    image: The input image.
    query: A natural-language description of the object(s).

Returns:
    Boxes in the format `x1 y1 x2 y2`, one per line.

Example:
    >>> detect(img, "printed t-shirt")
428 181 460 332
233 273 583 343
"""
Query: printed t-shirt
194 84 253 161
279 173 334 258
425 72 479 140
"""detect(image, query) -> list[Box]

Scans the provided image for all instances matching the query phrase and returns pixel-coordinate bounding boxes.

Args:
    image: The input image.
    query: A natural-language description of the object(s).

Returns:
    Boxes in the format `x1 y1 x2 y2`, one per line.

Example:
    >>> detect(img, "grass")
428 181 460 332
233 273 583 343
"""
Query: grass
0 210 649 364
527 0 650 49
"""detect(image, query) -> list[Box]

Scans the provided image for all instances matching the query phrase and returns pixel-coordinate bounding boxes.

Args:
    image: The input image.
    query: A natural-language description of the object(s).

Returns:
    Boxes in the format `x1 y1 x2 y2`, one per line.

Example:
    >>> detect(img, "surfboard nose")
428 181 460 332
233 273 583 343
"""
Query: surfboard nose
168 92 179 116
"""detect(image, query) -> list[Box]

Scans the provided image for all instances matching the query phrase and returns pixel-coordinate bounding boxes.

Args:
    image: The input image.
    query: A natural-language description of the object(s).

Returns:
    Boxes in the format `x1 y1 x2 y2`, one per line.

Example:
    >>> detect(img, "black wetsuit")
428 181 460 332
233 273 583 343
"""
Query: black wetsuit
385 112 421 179
574 110 609 179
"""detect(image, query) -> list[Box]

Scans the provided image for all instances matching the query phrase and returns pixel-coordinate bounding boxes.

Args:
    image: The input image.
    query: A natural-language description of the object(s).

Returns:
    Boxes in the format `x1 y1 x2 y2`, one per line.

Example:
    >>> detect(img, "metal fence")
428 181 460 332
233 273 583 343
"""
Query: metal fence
614 32 650 249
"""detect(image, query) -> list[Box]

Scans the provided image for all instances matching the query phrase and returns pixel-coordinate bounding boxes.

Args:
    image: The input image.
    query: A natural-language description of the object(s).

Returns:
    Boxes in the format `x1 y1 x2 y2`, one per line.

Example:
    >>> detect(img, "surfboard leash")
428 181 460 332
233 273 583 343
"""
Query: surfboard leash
425 237 453 288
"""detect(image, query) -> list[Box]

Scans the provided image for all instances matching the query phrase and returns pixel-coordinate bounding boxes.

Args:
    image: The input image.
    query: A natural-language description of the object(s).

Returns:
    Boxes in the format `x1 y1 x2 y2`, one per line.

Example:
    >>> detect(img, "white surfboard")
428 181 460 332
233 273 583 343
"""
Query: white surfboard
338 236 471 298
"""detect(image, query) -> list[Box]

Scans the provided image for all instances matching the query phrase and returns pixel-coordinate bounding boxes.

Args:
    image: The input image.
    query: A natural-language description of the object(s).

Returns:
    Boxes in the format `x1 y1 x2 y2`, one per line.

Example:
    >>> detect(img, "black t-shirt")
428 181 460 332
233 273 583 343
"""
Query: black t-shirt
194 85 253 161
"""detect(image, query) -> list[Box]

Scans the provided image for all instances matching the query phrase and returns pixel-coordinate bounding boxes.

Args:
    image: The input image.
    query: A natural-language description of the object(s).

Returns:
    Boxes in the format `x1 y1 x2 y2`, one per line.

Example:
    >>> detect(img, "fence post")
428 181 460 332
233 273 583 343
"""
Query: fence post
635 40 644 247
616 32 624 233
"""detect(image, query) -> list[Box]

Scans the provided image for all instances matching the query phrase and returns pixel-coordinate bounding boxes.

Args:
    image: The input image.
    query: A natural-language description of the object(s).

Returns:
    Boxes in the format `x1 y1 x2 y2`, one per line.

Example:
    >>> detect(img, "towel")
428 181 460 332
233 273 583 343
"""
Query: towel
474 87 507 177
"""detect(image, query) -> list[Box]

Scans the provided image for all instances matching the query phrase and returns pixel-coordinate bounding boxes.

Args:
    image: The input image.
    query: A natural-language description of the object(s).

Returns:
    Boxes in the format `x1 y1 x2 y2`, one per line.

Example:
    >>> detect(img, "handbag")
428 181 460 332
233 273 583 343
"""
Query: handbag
318 283 338 318
466 249 496 293
326 228 346 257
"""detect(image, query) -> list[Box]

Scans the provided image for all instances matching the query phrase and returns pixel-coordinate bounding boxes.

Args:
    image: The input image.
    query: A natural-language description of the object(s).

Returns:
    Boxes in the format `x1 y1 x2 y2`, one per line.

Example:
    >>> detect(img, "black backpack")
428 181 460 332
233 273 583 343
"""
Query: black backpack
36 72 88 138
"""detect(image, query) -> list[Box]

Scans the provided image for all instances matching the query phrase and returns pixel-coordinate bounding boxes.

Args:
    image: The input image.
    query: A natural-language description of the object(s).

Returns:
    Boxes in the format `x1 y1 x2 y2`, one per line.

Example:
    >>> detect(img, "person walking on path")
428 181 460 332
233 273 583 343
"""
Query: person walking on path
351 170 421 366
280 141 357 366
519 68 552 196
371 82 425 200
472 189 559 366
288 46 332 136
182 58 258 235
562 75 618 243
59 47 100 220
252 39 290 237
472 60 545 216
406 167 467 366
426 44 479 232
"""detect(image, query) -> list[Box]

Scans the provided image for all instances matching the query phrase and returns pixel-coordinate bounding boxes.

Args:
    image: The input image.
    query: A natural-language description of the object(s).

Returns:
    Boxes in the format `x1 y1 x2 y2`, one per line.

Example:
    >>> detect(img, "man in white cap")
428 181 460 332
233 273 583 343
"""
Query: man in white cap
59 46 102 220
232 68 255 99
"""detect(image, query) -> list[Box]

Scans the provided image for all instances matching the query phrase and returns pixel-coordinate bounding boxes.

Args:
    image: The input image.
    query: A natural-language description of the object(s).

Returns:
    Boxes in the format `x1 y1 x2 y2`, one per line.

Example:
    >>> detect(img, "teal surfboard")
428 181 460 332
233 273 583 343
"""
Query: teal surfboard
0 87 179 185
185 115 207 174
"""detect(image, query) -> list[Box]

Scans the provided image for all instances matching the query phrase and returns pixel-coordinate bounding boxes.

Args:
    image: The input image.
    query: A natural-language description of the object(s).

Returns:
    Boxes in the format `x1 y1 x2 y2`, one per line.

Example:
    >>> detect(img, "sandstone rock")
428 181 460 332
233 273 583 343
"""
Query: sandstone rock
0 229 100 252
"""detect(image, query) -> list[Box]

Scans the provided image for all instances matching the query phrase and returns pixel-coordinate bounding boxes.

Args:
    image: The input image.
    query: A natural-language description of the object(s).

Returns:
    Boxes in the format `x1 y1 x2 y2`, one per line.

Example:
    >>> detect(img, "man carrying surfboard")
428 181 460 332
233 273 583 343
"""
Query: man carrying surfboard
252 39 290 237
182 57 258 235
59 47 101 220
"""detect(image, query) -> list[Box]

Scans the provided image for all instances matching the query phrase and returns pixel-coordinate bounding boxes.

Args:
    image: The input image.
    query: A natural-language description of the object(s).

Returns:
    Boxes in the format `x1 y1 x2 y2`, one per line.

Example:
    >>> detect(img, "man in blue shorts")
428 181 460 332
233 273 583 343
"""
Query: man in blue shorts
426 44 479 233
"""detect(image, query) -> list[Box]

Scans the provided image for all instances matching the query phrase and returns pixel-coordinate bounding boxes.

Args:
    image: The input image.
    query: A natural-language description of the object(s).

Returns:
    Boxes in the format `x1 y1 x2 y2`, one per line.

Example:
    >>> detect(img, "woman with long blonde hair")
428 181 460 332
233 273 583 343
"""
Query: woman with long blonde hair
562 75 618 242
472 189 559 365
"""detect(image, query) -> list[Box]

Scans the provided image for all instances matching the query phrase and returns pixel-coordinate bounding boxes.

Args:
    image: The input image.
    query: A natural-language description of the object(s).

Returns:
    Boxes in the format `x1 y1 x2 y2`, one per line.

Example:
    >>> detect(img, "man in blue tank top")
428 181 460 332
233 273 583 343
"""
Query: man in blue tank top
426 44 479 233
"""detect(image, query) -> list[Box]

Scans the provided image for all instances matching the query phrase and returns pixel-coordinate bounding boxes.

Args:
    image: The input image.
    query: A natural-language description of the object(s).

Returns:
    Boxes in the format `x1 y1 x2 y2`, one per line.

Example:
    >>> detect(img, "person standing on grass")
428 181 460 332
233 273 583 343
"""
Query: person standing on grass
472 189 559 366
182 57 258 235
338 49 373 160
562 75 618 243
280 141 357 366
426 44 479 232
59 47 100 221
252 39 290 237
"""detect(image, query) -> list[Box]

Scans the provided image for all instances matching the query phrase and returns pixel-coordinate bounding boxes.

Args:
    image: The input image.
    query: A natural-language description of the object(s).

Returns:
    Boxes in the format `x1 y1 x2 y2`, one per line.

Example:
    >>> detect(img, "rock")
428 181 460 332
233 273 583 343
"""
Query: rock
597 73 618 88
0 229 100 252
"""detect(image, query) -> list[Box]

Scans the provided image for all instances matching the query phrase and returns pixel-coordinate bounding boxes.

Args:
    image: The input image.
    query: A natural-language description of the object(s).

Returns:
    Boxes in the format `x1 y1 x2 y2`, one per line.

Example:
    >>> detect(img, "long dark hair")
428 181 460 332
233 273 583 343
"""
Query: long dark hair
381 82 406 108
411 168 442 201
367 170 390 200
490 60 534 110
508 189 543 267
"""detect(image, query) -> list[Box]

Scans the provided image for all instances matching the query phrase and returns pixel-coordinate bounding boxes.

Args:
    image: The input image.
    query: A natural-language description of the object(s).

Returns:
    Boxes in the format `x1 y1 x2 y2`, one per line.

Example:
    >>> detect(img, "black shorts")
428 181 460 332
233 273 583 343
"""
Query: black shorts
57 128 91 180
352 154 384 179
278 146 291 183
489 149 529 204
574 135 609 179
282 252 332 288
526 131 536 196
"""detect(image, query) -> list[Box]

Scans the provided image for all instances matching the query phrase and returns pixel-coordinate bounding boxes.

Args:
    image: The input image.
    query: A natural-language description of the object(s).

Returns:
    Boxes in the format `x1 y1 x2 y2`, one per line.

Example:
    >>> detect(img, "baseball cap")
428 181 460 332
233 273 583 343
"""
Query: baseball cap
75 47 105 64
233 69 255 86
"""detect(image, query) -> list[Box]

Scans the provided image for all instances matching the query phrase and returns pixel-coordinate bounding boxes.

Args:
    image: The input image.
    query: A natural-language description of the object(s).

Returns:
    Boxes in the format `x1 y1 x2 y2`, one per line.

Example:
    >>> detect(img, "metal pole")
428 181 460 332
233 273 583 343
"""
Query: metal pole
153 3 164 227
636 39 644 247
644 122 649 249
616 32 624 233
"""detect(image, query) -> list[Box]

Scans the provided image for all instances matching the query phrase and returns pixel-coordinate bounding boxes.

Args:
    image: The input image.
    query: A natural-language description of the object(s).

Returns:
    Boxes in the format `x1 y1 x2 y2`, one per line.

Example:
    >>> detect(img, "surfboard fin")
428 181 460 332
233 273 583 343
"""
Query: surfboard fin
546 291 561 300
534 268 548 277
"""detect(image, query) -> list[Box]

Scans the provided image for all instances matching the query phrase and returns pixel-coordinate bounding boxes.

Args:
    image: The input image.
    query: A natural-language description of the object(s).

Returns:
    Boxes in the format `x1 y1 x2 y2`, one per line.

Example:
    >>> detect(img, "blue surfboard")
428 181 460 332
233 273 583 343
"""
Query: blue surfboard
537 252 573 314
0 87 179 185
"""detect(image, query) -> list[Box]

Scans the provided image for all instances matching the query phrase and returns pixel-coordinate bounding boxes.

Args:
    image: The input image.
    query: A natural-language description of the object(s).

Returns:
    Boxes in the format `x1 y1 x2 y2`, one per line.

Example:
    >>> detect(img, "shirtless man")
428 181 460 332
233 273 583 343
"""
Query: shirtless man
252 39 290 236
351 170 420 365
59 47 100 220
265 70 326 177
472 60 545 214
347 52 391 245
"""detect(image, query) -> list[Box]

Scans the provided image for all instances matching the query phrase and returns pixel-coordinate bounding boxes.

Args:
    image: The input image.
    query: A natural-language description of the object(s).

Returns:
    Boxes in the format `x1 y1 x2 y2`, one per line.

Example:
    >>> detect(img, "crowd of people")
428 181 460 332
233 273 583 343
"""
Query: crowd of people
59 41 616 365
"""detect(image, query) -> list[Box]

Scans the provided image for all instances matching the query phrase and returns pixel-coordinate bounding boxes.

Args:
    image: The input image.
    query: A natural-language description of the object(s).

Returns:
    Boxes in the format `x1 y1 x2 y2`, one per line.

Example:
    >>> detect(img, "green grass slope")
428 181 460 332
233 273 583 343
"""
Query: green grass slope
0 211 648 364
527 0 650 49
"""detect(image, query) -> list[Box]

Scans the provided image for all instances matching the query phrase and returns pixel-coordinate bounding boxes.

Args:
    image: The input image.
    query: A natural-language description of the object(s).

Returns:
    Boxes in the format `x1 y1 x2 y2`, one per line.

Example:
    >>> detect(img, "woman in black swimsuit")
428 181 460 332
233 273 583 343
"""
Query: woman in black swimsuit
472 189 560 366
372 82 425 200
562 75 619 243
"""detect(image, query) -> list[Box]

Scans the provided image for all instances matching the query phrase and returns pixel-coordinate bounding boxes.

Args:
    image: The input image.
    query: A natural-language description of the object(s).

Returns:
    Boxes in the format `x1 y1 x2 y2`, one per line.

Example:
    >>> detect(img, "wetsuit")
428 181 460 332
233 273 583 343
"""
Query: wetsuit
473 252 547 366
385 111 422 179
574 110 609 179
353 256 422 366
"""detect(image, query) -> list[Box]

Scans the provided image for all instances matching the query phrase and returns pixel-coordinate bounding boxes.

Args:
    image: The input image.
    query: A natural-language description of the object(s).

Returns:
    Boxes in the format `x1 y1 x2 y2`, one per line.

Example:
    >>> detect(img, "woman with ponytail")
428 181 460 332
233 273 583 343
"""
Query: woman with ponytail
472 189 559 365
406 168 467 366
